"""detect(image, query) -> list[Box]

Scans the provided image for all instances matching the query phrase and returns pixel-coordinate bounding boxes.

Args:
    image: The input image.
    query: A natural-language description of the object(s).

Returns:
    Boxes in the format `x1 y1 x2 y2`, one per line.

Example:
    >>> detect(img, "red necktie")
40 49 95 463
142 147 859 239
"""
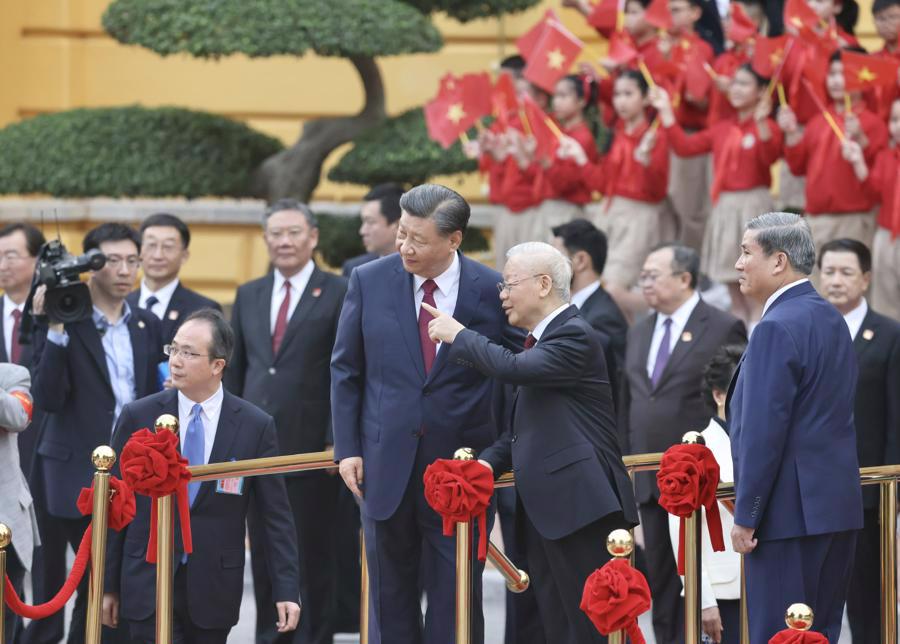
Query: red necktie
272 281 291 355
10 309 22 364
418 279 438 373
523 333 537 350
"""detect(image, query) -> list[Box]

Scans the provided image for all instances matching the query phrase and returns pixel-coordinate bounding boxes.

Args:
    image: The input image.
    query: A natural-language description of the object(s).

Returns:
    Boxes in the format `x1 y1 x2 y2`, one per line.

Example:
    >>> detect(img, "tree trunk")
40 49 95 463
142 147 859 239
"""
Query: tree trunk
253 56 386 202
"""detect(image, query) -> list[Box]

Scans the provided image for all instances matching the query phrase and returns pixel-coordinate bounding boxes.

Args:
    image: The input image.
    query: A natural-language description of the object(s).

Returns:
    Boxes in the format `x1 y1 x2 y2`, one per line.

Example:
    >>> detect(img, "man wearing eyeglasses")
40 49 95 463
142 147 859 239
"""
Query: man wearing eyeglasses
27 222 162 644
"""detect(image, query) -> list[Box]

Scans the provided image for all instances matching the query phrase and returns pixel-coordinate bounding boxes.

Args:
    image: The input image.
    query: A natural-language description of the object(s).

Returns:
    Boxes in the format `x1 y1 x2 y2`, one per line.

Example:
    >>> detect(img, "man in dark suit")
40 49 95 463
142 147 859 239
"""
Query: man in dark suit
27 223 161 644
425 241 640 643
332 184 518 644
341 183 403 277
621 242 746 644
226 199 346 644
818 238 900 644
730 213 863 642
103 309 301 644
128 212 221 347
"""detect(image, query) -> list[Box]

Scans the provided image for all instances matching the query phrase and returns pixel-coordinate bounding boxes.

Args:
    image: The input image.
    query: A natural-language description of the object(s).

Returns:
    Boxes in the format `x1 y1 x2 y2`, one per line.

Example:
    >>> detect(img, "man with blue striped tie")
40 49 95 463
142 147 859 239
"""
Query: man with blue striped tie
103 308 301 644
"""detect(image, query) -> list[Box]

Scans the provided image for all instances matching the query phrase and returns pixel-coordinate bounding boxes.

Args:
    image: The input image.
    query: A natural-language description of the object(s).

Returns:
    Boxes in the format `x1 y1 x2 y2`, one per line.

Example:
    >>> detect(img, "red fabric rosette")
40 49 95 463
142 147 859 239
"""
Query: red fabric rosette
580 558 651 644
76 475 136 531
769 630 829 644
120 428 193 562
423 459 494 561
656 443 725 574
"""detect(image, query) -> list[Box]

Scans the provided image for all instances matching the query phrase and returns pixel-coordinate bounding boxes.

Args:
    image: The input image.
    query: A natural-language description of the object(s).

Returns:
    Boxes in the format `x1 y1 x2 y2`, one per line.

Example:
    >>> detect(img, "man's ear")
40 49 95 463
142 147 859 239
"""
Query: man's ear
448 230 463 251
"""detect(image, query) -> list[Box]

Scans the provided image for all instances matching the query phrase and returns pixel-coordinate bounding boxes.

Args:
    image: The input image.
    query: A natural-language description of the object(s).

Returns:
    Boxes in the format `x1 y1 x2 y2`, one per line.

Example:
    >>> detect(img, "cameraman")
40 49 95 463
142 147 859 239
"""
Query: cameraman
28 223 161 643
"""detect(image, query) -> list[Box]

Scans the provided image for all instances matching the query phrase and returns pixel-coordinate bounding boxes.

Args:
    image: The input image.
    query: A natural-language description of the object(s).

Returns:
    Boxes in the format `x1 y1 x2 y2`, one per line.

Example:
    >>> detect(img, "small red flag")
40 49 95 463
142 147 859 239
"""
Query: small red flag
523 20 584 93
751 35 789 78
608 31 639 65
425 96 468 149
644 0 673 32
460 72 494 121
684 52 713 99
727 3 758 45
842 50 900 91
517 9 561 60
588 0 620 38
784 0 822 33
492 73 519 120
521 94 560 161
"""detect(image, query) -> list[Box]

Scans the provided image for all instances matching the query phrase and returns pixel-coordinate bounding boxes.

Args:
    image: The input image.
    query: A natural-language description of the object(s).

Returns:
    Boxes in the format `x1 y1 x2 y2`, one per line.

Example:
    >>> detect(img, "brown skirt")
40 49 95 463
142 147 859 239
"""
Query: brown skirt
702 187 774 283
592 196 666 289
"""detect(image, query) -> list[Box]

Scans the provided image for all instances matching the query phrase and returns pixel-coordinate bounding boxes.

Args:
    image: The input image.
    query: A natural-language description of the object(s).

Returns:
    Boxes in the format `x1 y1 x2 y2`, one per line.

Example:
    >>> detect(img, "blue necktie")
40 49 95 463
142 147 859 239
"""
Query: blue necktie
650 318 673 388
184 403 205 506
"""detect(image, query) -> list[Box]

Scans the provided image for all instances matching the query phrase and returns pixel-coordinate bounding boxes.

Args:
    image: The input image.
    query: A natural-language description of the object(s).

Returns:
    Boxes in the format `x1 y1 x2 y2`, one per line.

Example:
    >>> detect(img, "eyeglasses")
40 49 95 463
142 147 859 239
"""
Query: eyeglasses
0 252 25 265
637 271 683 285
496 274 547 293
105 255 141 269
163 344 212 361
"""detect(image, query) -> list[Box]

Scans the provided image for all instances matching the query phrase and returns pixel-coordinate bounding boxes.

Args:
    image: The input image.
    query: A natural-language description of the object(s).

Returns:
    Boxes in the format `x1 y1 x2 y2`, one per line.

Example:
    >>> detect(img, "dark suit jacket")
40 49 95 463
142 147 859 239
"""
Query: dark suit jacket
852 307 900 508
331 253 521 521
341 252 378 277
225 265 346 456
105 388 300 629
30 309 162 518
0 299 33 366
579 285 628 404
622 297 746 503
454 306 639 540
728 281 863 540
126 282 222 346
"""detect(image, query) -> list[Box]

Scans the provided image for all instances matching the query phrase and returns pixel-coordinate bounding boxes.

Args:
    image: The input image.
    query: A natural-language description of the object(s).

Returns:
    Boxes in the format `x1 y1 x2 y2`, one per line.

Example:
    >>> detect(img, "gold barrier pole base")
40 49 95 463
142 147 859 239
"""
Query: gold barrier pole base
0 523 10 644
360 530 369 644
882 480 898 644
85 446 116 644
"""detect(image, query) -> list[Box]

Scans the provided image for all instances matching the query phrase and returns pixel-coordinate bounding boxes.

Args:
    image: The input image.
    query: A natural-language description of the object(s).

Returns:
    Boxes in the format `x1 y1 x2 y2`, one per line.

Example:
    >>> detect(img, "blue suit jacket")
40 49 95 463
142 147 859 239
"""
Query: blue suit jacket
728 281 863 540
331 253 519 521
106 388 300 629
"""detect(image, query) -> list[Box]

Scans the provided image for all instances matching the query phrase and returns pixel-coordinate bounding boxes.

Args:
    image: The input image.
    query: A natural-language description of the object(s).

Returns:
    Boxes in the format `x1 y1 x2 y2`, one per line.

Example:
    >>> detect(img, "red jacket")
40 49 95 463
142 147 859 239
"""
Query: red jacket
580 120 669 203
863 146 900 238
545 121 599 205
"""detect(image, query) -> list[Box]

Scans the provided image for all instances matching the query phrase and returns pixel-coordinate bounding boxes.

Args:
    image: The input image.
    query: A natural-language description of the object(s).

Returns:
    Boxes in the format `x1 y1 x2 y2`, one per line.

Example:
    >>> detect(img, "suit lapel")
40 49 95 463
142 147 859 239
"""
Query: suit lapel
636 314 655 388
275 266 325 359
853 309 878 355
427 255 480 384
256 275 276 365
193 392 242 508
162 284 187 339
653 300 709 391
392 265 426 380
128 313 151 397
0 298 7 363
71 320 111 386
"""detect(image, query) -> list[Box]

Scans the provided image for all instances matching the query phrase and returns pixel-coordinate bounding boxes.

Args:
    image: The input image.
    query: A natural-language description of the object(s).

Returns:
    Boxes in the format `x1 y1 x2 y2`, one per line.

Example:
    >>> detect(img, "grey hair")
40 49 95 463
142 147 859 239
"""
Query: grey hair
746 212 816 275
506 242 573 302
262 199 318 230
399 184 470 236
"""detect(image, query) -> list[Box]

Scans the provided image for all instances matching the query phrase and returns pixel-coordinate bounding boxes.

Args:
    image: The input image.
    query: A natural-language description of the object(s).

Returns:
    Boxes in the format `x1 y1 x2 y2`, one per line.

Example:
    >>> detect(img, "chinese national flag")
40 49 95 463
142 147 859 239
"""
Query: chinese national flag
644 0 673 32
607 31 639 65
588 0 620 38
523 20 584 93
784 0 821 34
727 3 758 45
459 72 493 121
425 96 468 149
521 94 560 160
517 9 560 59
751 35 789 78
842 50 900 91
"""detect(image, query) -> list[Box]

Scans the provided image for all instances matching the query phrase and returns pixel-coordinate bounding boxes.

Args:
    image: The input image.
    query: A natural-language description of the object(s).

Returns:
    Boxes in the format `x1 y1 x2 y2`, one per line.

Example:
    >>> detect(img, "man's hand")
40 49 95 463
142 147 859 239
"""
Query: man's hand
339 457 364 498
731 524 757 554
702 606 724 643
101 593 119 628
33 284 64 332
275 601 301 633
422 303 465 344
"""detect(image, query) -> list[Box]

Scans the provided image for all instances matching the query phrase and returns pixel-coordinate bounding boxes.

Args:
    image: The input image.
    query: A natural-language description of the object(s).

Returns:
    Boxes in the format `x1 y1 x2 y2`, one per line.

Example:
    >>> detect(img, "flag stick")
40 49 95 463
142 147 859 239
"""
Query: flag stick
703 62 718 80
777 83 787 107
637 59 656 88
544 117 565 141
765 39 796 99
822 111 846 142
844 93 852 114
519 108 533 136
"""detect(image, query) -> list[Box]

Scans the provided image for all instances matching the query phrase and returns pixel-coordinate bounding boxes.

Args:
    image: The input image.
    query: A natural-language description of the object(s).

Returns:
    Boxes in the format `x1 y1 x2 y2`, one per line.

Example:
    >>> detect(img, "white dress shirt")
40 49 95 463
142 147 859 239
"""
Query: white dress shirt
530 303 571 342
3 295 24 360
646 291 701 378
842 298 868 341
177 384 224 465
270 261 315 335
762 278 809 317
138 278 180 320
414 252 461 355
570 280 601 310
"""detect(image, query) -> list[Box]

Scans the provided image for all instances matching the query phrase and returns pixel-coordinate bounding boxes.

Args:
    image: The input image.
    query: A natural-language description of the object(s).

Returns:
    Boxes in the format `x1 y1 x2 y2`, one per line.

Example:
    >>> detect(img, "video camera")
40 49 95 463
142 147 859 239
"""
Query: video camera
33 240 107 324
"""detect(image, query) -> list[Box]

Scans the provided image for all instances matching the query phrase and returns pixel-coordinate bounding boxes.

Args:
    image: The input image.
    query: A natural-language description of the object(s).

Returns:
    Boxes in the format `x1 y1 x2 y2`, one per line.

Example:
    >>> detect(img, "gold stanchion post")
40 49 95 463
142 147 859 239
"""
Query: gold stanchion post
486 541 529 593
85 446 116 644
882 480 898 644
454 448 475 644
785 602 814 630
154 414 179 644
0 523 10 644
607 528 635 644
681 431 704 644
359 530 369 644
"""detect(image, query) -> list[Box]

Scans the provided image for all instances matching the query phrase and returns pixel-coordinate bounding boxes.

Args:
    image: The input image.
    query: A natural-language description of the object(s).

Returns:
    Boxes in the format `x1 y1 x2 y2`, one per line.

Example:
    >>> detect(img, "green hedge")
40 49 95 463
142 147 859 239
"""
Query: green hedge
0 107 283 198
403 0 540 22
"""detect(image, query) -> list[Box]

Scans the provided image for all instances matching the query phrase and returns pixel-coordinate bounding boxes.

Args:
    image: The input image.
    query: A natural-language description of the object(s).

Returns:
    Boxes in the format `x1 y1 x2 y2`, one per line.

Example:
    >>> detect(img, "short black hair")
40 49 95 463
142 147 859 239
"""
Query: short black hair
562 74 599 106
830 45 868 64
836 0 859 35
873 0 900 14
817 238 872 273
650 242 700 289
500 55 526 75
702 344 745 411
738 62 769 88
399 184 470 236
83 223 140 255
0 223 46 258
617 69 650 96
671 0 704 8
181 307 235 365
551 218 609 274
363 183 404 224
263 199 318 230
626 0 653 7
140 212 191 249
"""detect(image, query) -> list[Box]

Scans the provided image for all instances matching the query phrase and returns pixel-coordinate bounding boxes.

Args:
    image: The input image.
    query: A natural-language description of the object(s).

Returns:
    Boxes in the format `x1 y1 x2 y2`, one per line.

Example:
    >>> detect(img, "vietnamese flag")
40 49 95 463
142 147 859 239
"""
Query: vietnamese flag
727 3 758 45
425 96 468 149
684 52 713 100
523 20 584 93
644 0 673 32
751 35 789 78
459 72 494 121
784 0 822 34
517 9 560 60
492 73 519 129
587 0 620 38
521 93 560 161
842 50 900 91
607 31 639 65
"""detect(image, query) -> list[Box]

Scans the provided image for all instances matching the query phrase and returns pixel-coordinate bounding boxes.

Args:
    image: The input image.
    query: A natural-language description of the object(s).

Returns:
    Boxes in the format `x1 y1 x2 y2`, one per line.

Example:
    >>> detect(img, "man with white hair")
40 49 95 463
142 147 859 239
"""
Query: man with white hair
729 212 863 642
425 242 639 644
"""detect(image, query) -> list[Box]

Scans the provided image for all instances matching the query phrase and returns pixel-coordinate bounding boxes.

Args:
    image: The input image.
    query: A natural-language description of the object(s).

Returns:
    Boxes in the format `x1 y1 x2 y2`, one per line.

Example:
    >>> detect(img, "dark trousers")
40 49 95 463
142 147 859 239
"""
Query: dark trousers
639 502 685 644
3 547 25 643
496 488 545 644
126 565 229 644
333 484 362 633
715 599 741 644
361 454 492 644
847 508 883 644
523 508 630 644
745 530 857 644
250 472 337 644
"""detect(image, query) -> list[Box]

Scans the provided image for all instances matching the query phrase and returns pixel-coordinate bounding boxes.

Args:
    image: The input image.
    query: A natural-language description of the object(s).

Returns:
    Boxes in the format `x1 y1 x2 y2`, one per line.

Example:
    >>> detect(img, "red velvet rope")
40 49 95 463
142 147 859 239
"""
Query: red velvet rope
580 557 652 644
769 629 829 644
656 443 726 575
423 459 494 561
120 428 193 562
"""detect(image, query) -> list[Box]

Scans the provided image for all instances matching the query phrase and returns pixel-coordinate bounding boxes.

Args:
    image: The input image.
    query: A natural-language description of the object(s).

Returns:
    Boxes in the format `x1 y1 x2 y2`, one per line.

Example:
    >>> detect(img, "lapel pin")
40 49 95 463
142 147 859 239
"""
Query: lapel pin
862 329 874 341
681 331 692 342
312 287 322 298
137 320 146 329
168 310 179 321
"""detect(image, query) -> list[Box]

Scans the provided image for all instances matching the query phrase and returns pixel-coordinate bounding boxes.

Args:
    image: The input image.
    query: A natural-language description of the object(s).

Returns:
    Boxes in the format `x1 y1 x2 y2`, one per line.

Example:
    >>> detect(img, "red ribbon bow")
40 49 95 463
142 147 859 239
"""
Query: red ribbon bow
656 443 725 574
120 428 193 562
580 558 652 644
76 475 136 531
769 629 829 644
423 459 494 561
